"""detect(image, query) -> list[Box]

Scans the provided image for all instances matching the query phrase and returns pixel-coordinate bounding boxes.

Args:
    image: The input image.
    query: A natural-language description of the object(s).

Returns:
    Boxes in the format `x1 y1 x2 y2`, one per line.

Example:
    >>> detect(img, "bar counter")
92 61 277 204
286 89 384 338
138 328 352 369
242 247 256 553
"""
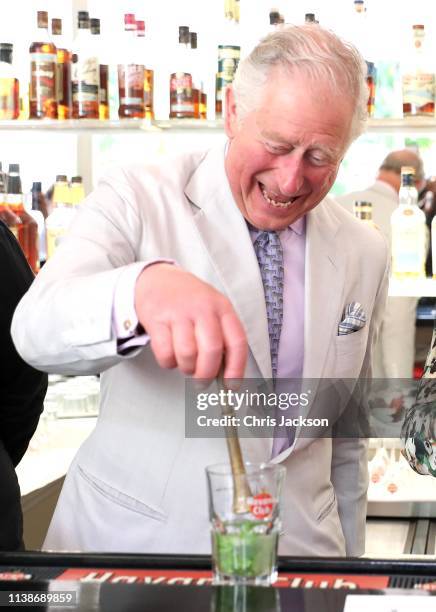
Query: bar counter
0 552 435 610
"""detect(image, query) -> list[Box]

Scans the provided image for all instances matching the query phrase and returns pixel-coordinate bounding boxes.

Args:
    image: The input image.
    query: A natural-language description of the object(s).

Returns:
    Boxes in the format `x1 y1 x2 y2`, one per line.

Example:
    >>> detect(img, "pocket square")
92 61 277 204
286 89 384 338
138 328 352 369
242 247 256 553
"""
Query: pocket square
338 302 366 336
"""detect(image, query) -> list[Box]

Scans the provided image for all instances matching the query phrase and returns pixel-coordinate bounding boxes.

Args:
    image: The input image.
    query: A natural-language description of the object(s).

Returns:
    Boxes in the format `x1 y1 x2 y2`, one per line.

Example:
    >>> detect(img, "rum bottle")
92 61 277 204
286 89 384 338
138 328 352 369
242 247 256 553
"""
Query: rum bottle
402 25 435 117
0 163 20 236
136 20 154 120
51 18 72 120
90 18 109 120
72 11 99 119
0 43 19 119
190 32 200 119
29 10 57 119
70 176 85 206
30 182 47 265
170 26 194 119
6 164 39 272
216 1 240 118
118 14 145 119
353 201 377 229
45 175 75 258
391 167 427 278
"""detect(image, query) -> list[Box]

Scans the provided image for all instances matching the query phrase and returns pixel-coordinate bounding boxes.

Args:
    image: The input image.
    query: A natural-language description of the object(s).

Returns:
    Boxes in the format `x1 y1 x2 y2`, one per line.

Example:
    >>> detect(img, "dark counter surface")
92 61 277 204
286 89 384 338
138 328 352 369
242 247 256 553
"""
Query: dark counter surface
0 553 435 611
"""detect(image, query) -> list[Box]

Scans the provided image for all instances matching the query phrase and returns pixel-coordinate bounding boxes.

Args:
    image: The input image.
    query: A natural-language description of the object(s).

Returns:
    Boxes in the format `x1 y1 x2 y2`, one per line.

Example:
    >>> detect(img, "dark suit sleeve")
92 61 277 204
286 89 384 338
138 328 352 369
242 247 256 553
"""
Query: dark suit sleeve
0 220 47 466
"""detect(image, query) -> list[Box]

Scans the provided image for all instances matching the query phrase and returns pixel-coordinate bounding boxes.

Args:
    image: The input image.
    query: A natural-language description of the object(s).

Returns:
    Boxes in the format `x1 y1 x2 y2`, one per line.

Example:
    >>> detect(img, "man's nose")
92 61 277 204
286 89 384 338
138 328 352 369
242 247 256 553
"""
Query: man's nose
276 154 304 195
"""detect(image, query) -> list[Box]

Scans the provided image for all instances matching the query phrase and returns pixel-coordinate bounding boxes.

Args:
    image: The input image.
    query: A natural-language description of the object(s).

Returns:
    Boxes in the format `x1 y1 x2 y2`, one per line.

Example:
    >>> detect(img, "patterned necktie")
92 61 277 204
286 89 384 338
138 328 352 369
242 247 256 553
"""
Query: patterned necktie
253 231 284 379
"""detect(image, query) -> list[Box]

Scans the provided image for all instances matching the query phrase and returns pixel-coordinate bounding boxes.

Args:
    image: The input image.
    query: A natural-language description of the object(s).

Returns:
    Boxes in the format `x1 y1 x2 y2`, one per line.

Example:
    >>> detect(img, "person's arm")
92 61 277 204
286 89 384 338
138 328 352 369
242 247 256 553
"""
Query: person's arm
401 322 436 477
331 237 389 556
12 169 247 380
0 221 47 465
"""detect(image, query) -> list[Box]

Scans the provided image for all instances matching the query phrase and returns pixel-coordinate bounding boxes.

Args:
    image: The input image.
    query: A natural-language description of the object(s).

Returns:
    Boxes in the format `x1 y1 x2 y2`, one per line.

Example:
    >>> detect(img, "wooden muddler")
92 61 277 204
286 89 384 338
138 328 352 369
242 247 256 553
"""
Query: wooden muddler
218 368 252 513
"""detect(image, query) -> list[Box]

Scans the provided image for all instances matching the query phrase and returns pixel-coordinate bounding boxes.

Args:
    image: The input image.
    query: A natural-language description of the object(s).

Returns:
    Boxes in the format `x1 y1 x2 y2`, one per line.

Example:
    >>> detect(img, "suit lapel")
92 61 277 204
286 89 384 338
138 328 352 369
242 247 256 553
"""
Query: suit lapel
303 199 344 379
184 143 272 379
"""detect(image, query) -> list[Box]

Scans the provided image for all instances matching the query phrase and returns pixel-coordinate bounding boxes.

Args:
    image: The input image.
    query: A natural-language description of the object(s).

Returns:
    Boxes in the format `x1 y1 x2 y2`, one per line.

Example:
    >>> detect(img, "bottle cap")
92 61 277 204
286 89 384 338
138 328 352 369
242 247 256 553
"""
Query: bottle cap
51 18 62 36
32 182 42 192
8 163 19 174
78 11 90 28
179 25 190 43
71 176 83 183
37 11 48 29
136 20 145 36
55 174 68 182
269 10 280 25
305 13 316 22
90 18 101 34
0 43 13 64
124 13 136 26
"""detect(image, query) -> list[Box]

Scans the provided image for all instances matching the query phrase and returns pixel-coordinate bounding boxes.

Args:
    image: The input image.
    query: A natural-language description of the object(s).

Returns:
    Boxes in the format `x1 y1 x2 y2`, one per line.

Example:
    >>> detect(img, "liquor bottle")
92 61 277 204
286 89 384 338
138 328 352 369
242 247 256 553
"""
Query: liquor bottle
353 201 377 228
0 43 19 119
30 182 47 265
0 163 20 234
118 14 145 119
51 18 72 120
216 1 240 119
189 32 200 119
169 26 194 119
45 174 75 258
6 164 39 272
70 175 85 205
29 10 57 119
136 20 154 120
72 11 99 119
402 25 435 117
391 167 427 279
90 18 109 120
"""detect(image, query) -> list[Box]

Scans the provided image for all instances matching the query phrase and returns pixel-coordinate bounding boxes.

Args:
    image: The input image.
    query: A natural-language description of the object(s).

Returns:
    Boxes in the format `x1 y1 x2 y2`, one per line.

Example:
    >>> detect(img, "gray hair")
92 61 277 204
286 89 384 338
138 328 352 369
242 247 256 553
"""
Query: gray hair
232 23 368 144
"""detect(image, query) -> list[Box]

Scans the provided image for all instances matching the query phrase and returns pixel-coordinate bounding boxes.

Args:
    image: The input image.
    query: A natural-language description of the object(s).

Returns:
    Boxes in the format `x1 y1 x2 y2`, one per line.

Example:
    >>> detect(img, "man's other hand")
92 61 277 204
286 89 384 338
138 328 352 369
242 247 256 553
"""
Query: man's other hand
134 263 248 379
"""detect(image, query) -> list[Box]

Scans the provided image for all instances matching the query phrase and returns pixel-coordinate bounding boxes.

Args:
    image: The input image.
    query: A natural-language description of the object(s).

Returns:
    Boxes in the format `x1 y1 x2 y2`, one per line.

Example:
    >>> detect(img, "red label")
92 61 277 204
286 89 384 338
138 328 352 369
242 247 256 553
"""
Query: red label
249 492 274 519
55 568 390 590
0 572 32 581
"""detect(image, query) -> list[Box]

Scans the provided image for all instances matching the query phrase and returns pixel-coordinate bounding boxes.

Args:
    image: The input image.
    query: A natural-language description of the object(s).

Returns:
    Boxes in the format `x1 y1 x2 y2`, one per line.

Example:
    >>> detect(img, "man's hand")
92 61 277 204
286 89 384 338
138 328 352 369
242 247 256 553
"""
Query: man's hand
134 263 248 380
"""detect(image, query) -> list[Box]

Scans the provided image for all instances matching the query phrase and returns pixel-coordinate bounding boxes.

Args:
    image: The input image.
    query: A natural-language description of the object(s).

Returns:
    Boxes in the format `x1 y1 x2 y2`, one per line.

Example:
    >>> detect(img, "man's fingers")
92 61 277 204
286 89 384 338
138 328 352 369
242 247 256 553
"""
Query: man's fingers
149 322 177 369
193 315 225 380
221 310 248 380
172 321 197 375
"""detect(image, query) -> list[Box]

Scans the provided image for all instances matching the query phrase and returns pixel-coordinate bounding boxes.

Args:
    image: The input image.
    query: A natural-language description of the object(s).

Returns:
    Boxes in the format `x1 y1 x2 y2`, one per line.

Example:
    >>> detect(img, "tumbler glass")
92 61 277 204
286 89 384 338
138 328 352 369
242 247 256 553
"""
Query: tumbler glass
206 462 285 586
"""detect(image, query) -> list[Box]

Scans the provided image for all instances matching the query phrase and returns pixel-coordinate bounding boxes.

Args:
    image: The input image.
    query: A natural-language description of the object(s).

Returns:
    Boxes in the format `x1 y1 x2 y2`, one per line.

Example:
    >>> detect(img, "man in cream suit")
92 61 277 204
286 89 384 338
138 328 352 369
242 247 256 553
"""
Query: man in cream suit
337 149 424 378
12 25 388 557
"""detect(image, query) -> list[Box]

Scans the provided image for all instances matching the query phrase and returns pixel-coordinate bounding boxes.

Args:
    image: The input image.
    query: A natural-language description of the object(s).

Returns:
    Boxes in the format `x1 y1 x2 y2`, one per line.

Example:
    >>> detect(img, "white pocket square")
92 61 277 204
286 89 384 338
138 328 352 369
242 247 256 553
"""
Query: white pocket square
338 302 366 336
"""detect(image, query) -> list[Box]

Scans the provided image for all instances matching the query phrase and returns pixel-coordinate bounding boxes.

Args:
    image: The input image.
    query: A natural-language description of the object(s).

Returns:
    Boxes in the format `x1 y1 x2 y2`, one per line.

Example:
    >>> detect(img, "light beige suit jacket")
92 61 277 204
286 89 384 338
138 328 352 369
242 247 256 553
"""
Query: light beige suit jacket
12 144 389 556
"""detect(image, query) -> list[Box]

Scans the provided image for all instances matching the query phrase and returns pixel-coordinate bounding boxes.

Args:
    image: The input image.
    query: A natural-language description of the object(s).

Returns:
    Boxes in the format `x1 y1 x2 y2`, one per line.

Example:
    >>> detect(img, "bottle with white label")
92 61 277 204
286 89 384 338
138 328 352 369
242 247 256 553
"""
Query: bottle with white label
391 166 427 278
29 10 57 119
402 24 435 117
72 11 99 119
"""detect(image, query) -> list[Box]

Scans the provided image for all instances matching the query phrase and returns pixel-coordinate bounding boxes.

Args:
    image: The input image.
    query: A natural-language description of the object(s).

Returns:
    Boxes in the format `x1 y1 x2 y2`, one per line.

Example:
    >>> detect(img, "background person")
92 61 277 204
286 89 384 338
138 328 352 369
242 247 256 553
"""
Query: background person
12 25 388 557
337 149 426 379
0 220 47 551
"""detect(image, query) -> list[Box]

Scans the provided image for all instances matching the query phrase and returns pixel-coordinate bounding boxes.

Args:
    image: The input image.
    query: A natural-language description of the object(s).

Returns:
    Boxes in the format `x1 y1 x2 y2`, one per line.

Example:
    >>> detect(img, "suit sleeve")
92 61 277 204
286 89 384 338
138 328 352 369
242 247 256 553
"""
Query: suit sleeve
330 236 390 556
0 221 47 466
11 171 148 375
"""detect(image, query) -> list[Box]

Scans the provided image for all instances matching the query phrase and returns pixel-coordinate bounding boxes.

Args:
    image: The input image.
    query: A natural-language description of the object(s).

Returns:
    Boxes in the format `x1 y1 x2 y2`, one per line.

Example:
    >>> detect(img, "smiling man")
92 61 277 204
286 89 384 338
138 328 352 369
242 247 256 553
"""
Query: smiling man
12 24 389 556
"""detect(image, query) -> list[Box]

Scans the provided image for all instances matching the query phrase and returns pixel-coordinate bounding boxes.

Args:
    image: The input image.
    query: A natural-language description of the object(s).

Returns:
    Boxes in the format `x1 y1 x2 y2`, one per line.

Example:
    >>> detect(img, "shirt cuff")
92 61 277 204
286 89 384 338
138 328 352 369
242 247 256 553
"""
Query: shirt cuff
113 259 175 352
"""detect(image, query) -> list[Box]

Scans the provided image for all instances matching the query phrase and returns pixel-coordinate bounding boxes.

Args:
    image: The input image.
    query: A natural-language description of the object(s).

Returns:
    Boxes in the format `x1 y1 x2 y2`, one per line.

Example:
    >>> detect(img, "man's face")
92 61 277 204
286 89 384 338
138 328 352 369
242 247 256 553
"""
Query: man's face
224 68 354 231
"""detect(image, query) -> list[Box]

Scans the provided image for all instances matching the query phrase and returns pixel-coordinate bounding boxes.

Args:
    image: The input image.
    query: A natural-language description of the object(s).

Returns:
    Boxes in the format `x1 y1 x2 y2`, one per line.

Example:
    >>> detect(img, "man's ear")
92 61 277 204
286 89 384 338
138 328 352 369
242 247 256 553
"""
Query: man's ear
224 85 238 138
